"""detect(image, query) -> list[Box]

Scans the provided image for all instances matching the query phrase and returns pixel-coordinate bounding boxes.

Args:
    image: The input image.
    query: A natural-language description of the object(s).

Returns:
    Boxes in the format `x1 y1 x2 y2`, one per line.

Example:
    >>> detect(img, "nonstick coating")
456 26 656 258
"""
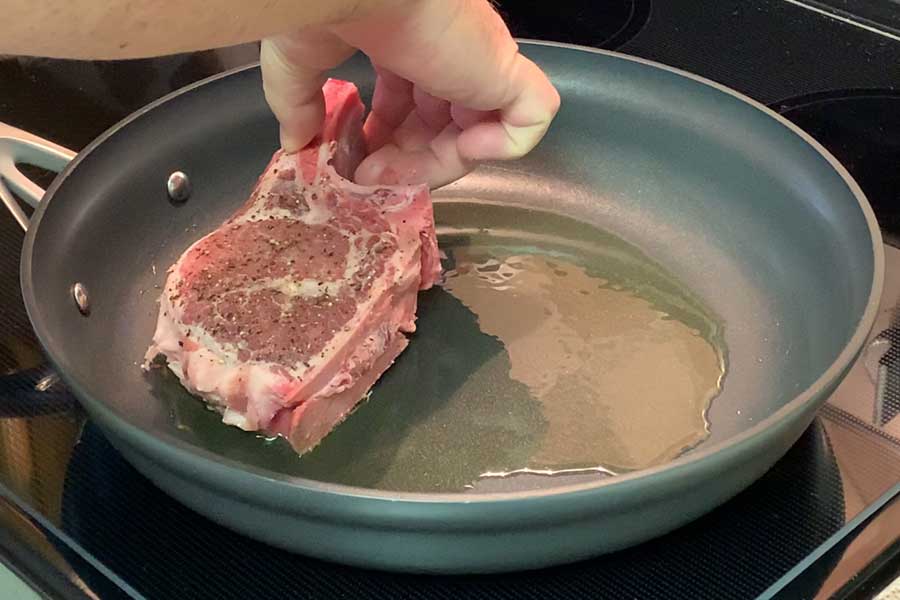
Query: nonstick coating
20 42 882 572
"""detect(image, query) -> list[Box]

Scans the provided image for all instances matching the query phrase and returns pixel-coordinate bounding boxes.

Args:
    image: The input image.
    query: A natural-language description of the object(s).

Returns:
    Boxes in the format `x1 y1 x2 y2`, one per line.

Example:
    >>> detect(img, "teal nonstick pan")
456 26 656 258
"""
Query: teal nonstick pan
0 41 883 573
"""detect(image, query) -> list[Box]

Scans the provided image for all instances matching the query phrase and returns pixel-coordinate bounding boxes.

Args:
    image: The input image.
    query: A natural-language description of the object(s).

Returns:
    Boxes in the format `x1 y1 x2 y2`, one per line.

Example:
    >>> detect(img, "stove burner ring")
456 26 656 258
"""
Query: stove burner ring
497 0 652 50
774 89 900 246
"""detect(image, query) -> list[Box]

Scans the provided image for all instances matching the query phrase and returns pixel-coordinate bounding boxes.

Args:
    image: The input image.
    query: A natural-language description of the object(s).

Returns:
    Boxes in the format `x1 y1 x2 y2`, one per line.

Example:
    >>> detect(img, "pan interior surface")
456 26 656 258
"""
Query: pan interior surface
25 46 877 497
146 198 727 493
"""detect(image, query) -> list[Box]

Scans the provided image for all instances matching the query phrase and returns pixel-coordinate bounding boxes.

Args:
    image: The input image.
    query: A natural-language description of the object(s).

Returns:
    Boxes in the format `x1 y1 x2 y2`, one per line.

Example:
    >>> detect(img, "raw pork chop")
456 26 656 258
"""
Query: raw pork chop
144 79 442 453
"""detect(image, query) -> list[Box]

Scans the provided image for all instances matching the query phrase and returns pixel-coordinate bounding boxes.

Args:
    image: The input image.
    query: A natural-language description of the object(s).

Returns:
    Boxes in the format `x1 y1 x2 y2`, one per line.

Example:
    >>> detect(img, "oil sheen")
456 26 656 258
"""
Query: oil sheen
161 200 727 493
444 248 722 479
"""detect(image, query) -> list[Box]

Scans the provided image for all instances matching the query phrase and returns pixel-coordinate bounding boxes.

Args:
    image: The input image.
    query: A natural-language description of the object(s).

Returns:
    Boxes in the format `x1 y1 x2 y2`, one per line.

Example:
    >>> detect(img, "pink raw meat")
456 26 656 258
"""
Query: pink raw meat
144 79 442 453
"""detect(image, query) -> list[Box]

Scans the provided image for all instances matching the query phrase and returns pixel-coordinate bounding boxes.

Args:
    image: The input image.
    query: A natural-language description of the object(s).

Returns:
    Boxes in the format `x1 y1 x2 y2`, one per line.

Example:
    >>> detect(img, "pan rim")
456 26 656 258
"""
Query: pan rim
20 40 885 506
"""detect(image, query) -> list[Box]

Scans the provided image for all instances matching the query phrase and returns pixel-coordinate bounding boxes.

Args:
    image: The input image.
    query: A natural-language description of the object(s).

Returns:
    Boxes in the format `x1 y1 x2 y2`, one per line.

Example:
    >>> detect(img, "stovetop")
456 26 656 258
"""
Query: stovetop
2 1 900 598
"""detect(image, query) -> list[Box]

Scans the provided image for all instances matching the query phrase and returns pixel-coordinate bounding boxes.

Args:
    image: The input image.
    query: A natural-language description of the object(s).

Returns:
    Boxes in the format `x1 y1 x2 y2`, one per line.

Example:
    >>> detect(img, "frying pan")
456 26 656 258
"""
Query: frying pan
0 41 883 573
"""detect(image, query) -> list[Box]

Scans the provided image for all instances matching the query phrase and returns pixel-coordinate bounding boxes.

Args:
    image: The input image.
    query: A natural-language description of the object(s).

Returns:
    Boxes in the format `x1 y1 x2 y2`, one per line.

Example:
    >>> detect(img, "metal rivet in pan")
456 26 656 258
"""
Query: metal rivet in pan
72 282 90 315
35 373 59 392
167 171 192 202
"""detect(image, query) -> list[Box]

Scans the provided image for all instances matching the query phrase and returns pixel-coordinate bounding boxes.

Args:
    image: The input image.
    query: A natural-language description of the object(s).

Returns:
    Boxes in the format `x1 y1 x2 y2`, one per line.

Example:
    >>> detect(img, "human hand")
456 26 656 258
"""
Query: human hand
260 0 560 189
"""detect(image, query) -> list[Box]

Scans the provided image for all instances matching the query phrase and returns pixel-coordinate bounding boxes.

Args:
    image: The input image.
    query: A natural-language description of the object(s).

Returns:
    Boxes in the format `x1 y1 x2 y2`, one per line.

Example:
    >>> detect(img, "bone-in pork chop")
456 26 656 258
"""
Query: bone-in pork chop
144 79 441 453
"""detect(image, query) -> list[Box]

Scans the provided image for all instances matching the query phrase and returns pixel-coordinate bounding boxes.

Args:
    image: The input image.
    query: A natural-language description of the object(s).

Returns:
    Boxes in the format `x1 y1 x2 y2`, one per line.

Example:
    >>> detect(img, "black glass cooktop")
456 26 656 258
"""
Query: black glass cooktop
777 91 900 245
496 0 651 50
2 1 900 598
804 0 900 35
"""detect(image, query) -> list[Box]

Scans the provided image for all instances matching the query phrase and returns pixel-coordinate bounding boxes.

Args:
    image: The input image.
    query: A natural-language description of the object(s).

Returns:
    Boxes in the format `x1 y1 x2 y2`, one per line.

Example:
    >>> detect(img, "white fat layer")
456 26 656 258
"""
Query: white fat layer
242 276 345 299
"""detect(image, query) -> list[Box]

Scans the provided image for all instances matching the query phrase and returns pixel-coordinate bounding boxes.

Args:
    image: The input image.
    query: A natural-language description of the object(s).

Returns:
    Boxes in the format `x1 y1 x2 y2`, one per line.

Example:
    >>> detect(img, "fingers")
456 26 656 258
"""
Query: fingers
450 105 496 130
389 86 452 151
262 0 561 187
360 66 463 187
413 87 451 132
363 68 452 153
457 54 561 160
260 29 356 152
334 0 560 163
363 67 414 152
355 122 472 189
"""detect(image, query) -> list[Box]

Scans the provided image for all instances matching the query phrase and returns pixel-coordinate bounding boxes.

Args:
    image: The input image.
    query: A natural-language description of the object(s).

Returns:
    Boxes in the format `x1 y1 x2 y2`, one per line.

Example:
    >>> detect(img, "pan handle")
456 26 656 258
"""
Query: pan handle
0 122 76 232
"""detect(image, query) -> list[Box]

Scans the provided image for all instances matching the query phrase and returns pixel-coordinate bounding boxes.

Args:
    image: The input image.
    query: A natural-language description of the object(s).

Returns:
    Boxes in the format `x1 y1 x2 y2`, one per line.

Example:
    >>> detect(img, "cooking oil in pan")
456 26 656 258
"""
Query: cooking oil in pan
160 200 727 493
443 245 725 488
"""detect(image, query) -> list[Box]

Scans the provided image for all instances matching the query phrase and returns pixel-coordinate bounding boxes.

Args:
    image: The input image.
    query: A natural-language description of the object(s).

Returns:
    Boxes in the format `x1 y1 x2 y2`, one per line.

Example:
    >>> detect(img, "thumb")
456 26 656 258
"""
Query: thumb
260 29 356 152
